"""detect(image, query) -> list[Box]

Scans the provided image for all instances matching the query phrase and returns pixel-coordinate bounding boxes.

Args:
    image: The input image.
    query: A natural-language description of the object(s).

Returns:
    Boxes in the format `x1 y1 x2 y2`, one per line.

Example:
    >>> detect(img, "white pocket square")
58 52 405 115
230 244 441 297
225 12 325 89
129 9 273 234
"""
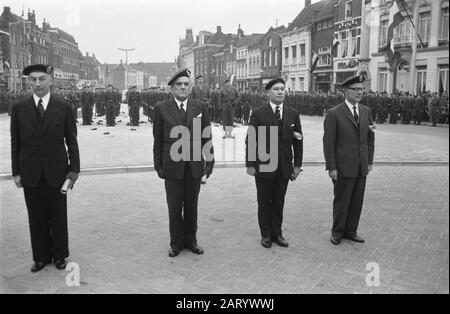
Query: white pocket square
196 113 202 118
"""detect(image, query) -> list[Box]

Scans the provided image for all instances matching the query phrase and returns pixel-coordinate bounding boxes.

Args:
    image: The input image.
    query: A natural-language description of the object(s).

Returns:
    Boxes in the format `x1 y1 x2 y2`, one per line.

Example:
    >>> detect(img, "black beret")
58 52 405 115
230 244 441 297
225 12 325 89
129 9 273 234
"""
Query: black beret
23 64 53 76
195 75 203 80
168 68 191 86
341 75 365 88
265 78 285 91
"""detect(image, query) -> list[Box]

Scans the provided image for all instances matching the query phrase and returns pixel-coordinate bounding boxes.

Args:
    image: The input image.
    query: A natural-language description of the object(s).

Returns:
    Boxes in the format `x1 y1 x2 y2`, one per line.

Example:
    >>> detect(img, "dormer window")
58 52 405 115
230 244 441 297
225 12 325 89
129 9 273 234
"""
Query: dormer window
345 1 352 19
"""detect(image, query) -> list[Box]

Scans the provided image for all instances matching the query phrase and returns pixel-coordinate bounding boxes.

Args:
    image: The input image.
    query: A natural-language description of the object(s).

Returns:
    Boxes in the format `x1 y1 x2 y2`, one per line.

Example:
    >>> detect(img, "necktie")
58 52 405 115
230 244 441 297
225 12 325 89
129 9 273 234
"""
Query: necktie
37 98 45 121
275 105 281 122
353 105 359 123
179 102 186 122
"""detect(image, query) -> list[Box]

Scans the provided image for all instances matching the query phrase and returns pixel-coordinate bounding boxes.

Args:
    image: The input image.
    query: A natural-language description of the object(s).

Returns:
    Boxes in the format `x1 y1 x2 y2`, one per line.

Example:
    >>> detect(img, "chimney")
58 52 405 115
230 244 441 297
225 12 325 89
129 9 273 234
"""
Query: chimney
27 10 36 24
186 28 194 42
217 26 222 33
305 0 311 7
86 52 89 57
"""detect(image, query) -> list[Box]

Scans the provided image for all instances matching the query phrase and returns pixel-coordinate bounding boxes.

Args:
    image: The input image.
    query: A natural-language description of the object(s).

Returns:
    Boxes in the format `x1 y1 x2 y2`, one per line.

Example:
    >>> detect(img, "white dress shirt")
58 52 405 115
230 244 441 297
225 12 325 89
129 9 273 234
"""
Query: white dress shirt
33 93 51 111
174 97 188 110
345 99 359 118
269 102 283 120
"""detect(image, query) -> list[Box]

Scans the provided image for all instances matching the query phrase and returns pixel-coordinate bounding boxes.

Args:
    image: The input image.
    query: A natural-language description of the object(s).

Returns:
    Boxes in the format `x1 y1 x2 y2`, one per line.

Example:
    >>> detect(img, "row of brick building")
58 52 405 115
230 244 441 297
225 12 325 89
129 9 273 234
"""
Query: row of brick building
0 6 176 91
177 0 449 95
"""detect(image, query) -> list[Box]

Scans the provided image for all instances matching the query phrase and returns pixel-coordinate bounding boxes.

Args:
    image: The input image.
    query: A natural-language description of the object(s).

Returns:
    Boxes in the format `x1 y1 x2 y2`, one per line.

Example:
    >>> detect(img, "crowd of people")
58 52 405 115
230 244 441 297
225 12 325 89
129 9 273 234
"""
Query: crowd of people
1 84 448 127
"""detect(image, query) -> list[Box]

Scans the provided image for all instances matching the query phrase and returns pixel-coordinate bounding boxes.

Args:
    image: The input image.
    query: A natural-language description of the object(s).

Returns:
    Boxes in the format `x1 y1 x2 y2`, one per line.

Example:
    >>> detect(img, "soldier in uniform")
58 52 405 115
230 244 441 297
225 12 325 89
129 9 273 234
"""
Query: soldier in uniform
219 79 239 138
191 75 210 104
104 85 117 127
68 87 80 123
94 88 104 117
80 86 94 125
430 93 440 127
127 86 141 127
242 89 251 125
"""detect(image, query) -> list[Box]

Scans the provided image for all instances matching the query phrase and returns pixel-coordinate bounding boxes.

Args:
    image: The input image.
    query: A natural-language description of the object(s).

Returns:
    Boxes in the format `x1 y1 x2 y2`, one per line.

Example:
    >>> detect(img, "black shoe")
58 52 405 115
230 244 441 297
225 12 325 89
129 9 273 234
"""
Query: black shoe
168 248 180 257
54 259 67 270
190 245 204 255
330 237 341 245
31 261 47 273
344 235 365 243
261 237 272 248
273 236 289 247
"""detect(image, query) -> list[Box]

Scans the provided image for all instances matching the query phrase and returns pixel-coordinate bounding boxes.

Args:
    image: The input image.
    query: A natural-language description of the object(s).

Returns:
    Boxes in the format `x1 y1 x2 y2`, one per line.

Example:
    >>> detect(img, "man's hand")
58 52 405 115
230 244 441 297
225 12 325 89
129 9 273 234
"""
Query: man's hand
290 167 302 181
66 172 79 190
246 167 256 177
329 170 338 182
368 164 373 173
13 175 22 188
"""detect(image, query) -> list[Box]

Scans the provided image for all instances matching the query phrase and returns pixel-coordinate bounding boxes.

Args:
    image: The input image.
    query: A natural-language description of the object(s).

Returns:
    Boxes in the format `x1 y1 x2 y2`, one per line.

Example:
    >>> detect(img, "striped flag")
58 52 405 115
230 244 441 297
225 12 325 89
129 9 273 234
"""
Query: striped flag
386 0 405 67
332 35 340 52
310 50 319 73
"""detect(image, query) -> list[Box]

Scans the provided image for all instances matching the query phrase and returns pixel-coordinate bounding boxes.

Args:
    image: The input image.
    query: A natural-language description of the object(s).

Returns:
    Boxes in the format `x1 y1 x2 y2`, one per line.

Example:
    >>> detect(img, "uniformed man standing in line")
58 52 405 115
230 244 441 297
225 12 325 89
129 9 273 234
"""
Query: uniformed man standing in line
191 75 210 104
104 85 117 127
81 86 94 125
430 93 441 127
219 79 239 138
127 85 141 127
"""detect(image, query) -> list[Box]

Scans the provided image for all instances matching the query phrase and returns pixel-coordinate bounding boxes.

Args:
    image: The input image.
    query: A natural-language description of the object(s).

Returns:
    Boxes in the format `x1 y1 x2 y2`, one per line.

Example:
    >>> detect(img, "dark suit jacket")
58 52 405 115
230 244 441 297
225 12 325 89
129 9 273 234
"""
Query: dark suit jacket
153 97 214 180
10 95 80 188
323 102 375 178
245 103 303 179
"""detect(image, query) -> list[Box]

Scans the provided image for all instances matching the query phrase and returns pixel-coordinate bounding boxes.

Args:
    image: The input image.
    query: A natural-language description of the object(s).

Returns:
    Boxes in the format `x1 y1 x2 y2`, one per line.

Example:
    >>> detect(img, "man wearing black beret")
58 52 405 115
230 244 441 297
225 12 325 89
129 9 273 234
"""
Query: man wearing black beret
153 69 215 257
323 75 375 245
245 78 303 249
10 64 80 272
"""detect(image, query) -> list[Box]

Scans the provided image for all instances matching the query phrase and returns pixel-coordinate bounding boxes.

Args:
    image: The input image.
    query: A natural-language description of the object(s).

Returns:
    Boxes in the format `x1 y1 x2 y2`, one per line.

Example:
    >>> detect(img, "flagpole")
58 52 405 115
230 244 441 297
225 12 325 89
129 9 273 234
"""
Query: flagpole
400 0 425 48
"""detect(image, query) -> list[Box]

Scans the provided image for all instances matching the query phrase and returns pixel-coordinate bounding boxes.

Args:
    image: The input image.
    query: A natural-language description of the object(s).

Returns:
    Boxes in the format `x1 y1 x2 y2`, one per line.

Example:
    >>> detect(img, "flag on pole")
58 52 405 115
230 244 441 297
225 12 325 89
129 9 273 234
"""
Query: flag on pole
310 50 319 73
332 35 340 52
386 0 405 68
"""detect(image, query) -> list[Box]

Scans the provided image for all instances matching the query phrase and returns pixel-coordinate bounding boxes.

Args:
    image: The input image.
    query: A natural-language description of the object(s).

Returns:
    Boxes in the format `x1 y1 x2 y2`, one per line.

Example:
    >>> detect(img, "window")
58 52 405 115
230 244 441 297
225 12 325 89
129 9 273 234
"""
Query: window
284 47 289 62
394 20 413 45
263 51 267 67
269 50 272 66
351 28 361 57
274 49 277 66
341 31 348 58
317 23 322 31
440 3 449 43
378 69 388 92
268 38 273 47
379 20 389 47
292 45 297 64
417 66 427 93
300 44 306 63
318 47 331 66
418 11 431 44
438 65 449 93
345 1 352 19
291 77 296 90
299 77 305 92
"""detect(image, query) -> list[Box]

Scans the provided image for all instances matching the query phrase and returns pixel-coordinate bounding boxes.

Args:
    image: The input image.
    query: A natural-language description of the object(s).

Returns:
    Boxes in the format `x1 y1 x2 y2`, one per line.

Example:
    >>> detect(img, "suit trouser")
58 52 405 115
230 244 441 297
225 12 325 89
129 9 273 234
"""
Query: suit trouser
165 164 201 250
23 175 69 262
255 170 289 239
81 104 92 124
332 171 367 239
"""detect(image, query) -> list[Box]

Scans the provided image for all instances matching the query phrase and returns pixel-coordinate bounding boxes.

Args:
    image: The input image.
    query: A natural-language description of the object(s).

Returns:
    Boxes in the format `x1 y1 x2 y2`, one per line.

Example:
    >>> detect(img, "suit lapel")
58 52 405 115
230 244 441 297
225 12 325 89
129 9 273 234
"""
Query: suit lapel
41 95 61 134
166 98 182 125
339 103 358 129
25 96 40 131
264 103 278 126
186 99 197 127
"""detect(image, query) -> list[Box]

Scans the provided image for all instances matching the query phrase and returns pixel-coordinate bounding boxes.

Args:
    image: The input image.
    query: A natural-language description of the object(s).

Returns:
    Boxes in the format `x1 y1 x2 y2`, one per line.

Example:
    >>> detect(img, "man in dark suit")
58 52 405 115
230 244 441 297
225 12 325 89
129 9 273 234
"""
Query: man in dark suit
245 78 303 249
10 64 80 272
323 75 375 245
153 69 214 257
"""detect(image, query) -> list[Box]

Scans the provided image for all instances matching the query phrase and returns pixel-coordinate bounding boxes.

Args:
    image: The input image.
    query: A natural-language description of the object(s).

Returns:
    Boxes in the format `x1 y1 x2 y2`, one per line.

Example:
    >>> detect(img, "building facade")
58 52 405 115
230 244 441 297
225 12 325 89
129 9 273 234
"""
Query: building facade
260 26 285 88
369 0 449 94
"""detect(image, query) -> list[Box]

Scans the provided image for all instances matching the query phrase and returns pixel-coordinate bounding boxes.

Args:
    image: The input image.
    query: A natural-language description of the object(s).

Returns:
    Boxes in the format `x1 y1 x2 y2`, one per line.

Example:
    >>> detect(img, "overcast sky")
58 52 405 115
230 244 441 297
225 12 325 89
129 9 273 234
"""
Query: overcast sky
4 0 320 64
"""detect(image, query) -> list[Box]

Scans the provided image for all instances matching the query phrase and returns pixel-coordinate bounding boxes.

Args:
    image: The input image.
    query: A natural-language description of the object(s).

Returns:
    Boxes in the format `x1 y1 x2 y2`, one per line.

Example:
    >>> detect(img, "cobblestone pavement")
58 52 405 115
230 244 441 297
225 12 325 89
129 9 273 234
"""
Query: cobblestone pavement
1 166 448 294
0 109 448 175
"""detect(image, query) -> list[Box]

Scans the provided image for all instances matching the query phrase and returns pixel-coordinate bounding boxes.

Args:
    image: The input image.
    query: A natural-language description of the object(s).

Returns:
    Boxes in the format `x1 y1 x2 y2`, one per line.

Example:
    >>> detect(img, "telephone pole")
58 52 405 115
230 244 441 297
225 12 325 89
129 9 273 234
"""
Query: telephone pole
118 48 135 65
